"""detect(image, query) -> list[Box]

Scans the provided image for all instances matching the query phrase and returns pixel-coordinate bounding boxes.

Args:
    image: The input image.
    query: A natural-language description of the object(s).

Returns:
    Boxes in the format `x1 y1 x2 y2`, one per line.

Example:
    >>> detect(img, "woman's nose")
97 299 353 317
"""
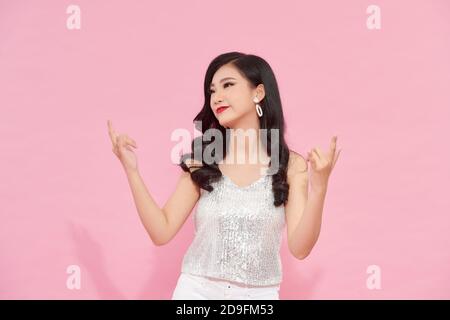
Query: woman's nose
214 96 224 105
212 90 224 101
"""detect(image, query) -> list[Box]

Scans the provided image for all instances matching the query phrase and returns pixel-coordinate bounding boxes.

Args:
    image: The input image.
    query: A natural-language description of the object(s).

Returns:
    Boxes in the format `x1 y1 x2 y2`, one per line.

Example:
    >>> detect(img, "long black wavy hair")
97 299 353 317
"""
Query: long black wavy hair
178 51 292 207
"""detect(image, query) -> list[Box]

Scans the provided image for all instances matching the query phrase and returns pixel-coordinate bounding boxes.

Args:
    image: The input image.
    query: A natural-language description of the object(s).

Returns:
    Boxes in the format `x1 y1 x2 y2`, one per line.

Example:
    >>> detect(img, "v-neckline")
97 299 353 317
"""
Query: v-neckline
221 173 268 189
218 167 269 189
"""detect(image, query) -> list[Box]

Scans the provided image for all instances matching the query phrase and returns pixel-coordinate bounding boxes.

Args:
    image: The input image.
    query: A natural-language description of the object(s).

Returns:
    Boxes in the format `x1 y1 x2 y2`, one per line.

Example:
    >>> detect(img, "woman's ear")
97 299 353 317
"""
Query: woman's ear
255 84 266 101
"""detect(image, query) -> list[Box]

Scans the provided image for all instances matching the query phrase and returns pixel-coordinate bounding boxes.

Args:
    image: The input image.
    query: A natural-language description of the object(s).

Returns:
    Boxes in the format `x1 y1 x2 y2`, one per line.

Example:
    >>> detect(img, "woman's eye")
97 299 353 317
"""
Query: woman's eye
209 82 234 94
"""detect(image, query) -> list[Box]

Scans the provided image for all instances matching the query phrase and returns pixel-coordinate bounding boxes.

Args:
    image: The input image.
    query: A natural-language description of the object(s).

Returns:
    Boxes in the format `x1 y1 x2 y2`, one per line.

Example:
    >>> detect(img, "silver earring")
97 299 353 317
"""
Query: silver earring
253 97 263 117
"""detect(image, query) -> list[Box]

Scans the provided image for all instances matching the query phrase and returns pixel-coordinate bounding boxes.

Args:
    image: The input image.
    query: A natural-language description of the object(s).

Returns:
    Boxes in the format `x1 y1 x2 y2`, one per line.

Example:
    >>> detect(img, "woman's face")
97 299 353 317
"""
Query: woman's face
209 63 264 128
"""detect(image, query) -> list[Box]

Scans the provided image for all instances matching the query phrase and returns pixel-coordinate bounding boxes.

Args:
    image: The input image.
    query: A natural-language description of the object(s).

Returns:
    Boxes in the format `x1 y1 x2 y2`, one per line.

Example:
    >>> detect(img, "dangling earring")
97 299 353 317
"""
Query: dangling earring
253 97 263 117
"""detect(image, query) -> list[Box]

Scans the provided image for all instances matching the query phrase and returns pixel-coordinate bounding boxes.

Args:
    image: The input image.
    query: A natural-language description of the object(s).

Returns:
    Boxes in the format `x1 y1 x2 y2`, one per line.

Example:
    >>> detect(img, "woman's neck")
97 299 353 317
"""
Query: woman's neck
225 128 269 166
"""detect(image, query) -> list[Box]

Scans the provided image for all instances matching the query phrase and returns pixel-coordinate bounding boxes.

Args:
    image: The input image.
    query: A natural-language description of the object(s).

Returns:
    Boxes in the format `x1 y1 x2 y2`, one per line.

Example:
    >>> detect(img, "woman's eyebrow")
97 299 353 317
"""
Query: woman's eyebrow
210 77 236 88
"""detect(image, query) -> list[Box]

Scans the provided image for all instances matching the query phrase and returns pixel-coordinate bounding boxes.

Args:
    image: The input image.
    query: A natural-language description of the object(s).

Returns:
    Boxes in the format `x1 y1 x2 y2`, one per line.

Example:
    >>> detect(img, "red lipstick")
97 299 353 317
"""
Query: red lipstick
216 106 229 114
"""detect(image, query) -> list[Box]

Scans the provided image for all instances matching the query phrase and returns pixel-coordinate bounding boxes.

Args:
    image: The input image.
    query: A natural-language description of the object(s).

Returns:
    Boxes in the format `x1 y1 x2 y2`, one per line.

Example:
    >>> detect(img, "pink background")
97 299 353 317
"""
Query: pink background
1 0 449 299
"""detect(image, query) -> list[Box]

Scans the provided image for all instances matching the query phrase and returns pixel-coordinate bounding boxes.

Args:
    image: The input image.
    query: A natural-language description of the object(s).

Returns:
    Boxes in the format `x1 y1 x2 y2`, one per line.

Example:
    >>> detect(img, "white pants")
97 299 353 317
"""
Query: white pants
171 272 280 300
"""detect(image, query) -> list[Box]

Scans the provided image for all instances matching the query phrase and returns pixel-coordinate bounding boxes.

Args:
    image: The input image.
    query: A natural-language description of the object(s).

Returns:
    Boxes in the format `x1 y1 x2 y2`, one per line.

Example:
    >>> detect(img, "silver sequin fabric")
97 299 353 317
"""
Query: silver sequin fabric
181 173 286 286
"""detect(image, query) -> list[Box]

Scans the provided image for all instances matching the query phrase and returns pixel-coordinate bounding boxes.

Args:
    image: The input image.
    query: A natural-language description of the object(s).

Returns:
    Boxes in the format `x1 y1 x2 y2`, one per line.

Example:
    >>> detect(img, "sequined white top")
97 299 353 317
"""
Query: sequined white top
181 173 286 286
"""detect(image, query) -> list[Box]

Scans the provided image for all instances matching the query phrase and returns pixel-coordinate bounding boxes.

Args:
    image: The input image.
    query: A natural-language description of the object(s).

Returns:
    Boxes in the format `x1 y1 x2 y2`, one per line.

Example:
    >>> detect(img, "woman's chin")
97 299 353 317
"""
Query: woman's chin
218 117 234 129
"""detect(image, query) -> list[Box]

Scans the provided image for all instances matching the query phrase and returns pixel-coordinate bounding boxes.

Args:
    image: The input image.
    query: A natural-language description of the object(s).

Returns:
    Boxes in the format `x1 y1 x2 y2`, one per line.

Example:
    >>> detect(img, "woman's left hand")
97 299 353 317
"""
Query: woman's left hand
307 136 341 193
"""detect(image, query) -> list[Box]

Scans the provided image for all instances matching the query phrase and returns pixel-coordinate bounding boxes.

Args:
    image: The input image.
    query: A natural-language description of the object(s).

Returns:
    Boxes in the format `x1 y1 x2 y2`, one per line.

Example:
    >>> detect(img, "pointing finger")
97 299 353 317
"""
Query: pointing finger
107 120 117 145
330 136 337 156
331 148 341 170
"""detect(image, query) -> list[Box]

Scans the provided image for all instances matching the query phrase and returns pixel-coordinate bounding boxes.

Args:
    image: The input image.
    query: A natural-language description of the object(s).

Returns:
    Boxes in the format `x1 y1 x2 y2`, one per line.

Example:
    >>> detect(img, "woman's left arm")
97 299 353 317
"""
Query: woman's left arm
286 136 341 259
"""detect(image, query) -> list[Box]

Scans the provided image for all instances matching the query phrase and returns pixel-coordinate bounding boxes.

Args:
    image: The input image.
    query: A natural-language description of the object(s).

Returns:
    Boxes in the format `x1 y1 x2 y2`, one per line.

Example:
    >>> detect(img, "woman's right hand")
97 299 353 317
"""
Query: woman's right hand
107 120 139 172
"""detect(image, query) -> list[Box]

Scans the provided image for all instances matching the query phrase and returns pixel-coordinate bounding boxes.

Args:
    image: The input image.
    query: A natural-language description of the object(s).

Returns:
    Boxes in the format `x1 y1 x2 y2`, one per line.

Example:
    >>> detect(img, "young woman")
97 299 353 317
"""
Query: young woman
107 52 341 300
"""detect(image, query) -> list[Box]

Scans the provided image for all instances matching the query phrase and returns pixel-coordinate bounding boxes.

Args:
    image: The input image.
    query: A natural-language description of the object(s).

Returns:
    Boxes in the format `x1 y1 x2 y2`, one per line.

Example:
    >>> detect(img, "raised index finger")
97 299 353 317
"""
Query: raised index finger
330 135 337 155
107 120 117 145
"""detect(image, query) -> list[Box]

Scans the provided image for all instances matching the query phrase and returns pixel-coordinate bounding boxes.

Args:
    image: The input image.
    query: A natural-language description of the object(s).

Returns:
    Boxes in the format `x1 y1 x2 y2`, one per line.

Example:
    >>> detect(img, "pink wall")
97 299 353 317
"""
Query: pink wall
1 0 449 299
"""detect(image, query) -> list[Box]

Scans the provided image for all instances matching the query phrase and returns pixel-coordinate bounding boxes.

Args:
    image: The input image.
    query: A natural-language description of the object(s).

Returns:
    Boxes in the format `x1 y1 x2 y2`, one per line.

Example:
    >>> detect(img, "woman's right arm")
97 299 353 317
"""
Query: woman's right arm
107 120 200 246
125 165 200 246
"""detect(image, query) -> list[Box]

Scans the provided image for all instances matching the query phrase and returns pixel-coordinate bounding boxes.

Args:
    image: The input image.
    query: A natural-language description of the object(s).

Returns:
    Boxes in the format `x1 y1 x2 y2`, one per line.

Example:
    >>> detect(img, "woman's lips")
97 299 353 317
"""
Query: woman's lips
217 106 229 114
